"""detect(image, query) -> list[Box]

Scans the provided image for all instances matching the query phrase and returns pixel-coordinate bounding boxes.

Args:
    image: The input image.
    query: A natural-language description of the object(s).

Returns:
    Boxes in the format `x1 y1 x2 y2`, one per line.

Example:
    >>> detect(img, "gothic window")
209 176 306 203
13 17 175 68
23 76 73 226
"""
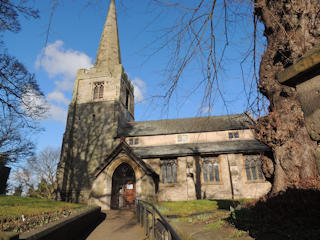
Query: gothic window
93 82 104 99
244 155 264 181
125 89 129 109
202 157 220 183
161 159 177 184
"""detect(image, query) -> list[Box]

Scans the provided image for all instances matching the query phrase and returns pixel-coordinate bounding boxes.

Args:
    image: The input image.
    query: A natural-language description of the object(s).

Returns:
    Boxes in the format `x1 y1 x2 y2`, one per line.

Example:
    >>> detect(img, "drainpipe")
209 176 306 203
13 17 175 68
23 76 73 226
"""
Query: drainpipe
227 155 234 200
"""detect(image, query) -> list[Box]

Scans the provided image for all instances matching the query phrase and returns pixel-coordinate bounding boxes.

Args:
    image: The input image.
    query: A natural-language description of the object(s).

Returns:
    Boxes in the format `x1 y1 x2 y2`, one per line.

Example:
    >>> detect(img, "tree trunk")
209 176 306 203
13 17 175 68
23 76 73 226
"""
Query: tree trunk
254 0 320 195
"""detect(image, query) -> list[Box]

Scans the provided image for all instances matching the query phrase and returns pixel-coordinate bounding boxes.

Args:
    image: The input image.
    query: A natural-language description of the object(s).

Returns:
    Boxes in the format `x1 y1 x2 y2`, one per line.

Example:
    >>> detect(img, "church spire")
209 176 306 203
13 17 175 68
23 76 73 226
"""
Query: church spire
94 0 121 69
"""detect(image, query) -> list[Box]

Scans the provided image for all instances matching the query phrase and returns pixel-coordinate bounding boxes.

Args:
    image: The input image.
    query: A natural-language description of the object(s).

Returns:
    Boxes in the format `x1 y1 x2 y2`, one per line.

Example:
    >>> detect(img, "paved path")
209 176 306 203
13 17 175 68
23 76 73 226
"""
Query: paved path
84 209 147 240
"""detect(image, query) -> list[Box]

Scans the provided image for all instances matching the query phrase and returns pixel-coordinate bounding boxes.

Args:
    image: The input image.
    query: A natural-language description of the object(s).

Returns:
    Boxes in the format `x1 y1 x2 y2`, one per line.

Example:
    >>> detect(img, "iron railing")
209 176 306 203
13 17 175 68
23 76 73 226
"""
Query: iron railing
135 200 181 240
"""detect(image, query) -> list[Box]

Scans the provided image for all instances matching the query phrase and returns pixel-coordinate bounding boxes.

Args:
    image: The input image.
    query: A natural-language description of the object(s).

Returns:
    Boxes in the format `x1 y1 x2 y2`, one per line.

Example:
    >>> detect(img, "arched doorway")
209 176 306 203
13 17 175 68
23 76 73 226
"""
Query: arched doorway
111 162 136 209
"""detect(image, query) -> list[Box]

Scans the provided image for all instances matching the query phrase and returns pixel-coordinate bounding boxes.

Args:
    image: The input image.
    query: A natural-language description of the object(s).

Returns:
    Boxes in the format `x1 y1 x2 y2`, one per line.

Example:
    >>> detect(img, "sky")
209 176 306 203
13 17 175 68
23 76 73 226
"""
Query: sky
4 0 266 154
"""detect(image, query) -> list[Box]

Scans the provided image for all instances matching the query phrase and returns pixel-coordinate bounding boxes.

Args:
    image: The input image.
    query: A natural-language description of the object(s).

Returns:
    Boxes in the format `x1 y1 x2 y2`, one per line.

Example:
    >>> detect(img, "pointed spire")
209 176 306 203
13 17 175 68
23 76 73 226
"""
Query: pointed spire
94 0 121 69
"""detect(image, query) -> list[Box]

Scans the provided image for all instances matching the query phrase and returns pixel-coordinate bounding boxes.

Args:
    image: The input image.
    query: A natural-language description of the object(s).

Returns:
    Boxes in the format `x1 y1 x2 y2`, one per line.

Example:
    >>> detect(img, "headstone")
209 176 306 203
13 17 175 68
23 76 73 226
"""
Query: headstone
0 166 11 194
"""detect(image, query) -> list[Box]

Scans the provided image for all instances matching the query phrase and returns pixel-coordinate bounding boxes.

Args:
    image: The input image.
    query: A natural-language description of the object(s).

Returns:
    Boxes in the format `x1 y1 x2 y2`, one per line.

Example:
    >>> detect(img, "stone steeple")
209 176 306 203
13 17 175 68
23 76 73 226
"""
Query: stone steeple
94 0 121 70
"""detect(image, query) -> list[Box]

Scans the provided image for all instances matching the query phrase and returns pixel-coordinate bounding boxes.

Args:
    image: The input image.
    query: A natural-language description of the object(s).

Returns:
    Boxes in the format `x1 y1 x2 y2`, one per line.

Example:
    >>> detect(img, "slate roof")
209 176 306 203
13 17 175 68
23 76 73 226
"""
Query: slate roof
131 140 270 158
118 112 255 137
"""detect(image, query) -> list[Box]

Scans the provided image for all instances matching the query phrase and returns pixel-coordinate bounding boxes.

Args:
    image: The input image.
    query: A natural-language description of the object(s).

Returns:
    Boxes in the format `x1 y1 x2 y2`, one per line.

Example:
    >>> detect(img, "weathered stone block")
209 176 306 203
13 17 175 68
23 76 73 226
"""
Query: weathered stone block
296 75 320 141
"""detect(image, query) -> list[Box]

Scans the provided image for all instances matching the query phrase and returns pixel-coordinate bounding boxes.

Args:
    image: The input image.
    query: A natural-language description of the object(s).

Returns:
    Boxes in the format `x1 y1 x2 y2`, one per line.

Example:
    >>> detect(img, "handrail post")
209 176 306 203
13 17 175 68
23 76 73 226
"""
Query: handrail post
144 207 147 235
134 199 181 240
152 209 155 240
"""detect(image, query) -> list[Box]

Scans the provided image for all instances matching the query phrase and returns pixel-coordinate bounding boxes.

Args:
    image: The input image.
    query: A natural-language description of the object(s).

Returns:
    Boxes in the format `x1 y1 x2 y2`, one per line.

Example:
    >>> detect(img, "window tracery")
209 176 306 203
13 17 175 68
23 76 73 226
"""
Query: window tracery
202 157 220 183
244 155 264 181
93 82 104 99
161 159 178 184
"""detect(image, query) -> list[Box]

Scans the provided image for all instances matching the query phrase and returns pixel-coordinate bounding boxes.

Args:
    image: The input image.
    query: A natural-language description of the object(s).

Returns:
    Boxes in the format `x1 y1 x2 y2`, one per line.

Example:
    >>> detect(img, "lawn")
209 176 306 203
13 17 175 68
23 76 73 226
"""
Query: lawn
156 190 320 240
155 199 250 217
155 199 253 240
0 195 88 232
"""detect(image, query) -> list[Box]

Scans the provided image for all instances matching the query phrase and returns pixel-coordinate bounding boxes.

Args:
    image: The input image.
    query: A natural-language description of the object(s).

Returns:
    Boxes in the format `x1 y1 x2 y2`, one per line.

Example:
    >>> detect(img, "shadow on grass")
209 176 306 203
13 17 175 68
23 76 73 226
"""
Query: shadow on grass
226 189 320 240
216 200 241 210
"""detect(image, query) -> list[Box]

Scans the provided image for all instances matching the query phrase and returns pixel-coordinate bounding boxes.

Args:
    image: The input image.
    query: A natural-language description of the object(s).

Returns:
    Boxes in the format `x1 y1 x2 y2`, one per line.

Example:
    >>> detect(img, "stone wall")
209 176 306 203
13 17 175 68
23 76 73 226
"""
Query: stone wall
89 153 156 210
126 129 255 147
56 100 121 203
143 154 270 201
277 44 320 173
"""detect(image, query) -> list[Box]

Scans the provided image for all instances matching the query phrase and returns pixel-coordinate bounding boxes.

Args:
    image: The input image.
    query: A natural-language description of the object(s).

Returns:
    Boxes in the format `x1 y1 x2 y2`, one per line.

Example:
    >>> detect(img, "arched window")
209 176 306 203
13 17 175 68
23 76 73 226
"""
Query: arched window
98 84 104 98
244 155 264 181
161 159 177 184
202 157 220 183
93 82 104 99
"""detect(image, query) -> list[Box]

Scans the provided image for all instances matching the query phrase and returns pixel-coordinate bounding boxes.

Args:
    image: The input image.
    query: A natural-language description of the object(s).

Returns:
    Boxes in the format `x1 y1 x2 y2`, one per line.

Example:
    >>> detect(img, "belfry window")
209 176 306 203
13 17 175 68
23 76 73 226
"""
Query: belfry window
202 157 220 183
161 159 177 184
244 155 264 181
93 82 104 99
125 89 129 109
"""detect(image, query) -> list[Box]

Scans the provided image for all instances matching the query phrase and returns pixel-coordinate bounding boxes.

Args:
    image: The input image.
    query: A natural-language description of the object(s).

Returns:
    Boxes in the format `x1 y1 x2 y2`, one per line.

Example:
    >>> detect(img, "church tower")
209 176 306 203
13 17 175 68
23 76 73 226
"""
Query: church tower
56 0 134 202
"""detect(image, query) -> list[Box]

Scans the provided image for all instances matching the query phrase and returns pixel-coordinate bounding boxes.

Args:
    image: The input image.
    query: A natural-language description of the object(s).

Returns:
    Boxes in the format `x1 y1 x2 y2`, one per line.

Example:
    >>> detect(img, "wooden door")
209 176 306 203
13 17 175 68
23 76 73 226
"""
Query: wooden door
124 181 136 208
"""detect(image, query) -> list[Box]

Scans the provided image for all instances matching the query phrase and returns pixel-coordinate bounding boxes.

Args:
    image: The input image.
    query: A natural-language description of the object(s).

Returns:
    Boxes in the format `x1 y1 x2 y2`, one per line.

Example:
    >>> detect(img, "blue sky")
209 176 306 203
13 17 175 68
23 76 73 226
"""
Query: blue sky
4 0 265 153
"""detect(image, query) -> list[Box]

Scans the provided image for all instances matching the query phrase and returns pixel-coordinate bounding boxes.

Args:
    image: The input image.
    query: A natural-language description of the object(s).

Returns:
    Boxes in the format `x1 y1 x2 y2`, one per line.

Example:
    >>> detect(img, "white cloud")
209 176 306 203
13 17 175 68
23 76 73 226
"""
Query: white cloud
47 104 68 123
35 40 92 123
36 40 93 91
22 89 67 123
47 90 70 105
21 87 47 119
132 78 147 103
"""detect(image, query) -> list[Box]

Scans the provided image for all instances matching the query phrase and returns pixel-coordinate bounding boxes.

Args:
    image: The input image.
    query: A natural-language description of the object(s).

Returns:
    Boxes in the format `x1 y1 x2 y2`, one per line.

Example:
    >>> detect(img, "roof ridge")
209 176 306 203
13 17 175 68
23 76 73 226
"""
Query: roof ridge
130 113 245 124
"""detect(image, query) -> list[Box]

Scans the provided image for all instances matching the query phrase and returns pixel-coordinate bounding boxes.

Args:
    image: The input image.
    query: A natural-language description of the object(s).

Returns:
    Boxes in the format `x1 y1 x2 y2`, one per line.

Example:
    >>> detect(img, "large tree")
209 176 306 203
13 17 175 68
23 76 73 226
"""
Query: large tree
0 0 46 165
254 0 320 194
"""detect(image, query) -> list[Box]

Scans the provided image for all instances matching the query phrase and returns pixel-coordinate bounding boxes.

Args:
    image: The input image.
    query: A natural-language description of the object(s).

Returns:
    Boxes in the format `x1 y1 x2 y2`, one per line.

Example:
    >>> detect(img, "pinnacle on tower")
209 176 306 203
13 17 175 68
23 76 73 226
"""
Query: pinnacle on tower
94 0 121 69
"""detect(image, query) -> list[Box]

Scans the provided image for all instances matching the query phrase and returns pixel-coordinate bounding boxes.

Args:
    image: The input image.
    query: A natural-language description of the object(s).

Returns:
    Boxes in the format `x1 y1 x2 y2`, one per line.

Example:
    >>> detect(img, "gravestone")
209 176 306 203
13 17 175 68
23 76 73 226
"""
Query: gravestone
0 166 10 194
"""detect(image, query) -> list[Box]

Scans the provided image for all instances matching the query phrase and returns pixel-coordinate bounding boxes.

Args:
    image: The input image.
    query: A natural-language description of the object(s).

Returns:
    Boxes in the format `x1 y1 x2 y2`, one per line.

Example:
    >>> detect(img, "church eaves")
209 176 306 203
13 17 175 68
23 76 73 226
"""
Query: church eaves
94 0 121 70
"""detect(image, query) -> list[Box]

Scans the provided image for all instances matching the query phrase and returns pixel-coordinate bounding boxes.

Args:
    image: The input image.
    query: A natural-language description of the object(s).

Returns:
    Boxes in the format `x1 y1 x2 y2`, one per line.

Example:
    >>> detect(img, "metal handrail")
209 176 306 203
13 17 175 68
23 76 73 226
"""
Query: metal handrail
135 199 181 240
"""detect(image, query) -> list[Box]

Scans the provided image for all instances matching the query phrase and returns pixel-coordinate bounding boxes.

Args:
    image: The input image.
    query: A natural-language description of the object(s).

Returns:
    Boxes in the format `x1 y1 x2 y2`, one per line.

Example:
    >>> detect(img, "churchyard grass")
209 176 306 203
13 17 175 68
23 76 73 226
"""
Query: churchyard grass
156 199 250 217
156 200 253 240
0 196 88 232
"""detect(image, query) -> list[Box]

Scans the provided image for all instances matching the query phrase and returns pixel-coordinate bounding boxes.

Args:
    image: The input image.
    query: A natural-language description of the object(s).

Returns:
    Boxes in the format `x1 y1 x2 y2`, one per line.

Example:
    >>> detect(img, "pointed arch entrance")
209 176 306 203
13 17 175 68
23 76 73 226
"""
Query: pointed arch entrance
111 162 136 209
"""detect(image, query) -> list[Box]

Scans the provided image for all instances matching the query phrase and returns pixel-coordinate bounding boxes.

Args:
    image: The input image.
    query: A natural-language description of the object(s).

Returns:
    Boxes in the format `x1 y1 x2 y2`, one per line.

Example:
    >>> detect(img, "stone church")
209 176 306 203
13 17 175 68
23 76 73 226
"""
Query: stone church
56 0 271 210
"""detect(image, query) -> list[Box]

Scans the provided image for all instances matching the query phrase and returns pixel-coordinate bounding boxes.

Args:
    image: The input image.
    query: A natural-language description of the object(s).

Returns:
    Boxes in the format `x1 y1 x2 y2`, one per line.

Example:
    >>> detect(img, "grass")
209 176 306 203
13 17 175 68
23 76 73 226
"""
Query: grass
155 200 219 217
0 195 88 232
156 199 252 240
0 196 84 220
205 220 223 230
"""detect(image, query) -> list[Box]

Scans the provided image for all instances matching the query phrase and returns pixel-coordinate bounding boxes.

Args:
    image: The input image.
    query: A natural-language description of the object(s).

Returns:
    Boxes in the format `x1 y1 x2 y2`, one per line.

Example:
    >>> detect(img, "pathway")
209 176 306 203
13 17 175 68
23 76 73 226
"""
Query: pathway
83 209 147 240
